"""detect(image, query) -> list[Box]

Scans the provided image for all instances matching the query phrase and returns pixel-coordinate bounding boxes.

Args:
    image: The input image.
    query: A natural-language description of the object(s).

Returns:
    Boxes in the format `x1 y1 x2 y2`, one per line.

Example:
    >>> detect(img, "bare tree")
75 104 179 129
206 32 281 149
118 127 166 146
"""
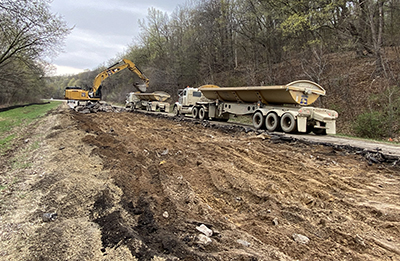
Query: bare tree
0 0 70 104
0 0 71 68
367 0 386 75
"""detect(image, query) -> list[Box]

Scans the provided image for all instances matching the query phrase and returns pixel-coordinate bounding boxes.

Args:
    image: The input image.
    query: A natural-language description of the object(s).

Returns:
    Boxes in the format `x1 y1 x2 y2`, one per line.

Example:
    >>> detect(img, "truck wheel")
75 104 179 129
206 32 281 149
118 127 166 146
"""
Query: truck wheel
199 107 208 120
173 106 179 116
313 128 327 135
252 111 265 129
265 113 279 132
280 113 297 133
192 107 199 119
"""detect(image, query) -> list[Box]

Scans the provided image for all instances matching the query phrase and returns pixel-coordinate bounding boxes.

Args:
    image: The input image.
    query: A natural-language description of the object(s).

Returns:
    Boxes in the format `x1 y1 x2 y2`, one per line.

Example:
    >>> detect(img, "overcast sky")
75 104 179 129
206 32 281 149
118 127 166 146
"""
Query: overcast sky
49 0 187 76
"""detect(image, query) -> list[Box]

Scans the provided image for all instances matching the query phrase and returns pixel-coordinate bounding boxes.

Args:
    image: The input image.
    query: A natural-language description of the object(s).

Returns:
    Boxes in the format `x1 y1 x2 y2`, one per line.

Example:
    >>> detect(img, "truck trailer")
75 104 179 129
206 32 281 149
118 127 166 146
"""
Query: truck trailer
172 80 338 135
126 91 171 112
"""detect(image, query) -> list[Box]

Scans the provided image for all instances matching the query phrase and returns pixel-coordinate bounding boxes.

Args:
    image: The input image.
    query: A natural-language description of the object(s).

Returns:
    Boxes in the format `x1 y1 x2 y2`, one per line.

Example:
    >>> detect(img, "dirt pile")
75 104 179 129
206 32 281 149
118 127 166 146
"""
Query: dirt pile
1 105 400 260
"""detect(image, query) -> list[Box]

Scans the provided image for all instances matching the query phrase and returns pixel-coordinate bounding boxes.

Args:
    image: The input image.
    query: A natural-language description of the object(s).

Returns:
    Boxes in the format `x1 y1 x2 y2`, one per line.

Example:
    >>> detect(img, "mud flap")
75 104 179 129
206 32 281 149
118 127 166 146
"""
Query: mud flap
209 104 216 118
297 116 307 133
325 120 336 135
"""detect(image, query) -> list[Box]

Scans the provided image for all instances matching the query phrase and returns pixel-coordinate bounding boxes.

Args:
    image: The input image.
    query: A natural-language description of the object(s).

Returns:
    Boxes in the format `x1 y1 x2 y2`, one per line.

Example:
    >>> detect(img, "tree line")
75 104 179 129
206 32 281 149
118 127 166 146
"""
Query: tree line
130 0 400 85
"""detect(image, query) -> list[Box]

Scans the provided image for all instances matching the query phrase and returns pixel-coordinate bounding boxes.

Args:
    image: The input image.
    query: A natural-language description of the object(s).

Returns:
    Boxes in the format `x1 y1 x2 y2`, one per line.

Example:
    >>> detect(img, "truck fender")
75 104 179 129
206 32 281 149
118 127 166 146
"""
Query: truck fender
254 109 268 116
174 102 182 110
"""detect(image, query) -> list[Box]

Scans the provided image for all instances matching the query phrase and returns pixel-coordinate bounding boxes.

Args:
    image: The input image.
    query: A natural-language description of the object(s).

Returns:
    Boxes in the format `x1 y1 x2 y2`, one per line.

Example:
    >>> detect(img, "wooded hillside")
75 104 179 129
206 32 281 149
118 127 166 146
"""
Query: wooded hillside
4 0 400 139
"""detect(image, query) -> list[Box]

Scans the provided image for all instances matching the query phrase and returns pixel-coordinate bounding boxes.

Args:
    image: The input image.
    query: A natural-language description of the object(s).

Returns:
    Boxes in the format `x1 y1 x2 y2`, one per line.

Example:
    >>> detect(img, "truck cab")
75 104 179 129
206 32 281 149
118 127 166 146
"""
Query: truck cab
178 88 203 106
174 87 204 115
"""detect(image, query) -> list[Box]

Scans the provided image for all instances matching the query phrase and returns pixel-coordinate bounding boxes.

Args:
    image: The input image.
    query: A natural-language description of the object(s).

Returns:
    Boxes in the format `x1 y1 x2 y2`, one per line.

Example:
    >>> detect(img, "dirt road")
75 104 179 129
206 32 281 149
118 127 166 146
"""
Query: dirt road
1 103 400 260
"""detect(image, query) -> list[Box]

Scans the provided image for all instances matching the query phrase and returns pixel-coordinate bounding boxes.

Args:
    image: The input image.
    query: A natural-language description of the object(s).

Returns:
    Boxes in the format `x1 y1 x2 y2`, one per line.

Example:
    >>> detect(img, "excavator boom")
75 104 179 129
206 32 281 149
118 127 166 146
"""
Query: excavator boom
64 58 149 101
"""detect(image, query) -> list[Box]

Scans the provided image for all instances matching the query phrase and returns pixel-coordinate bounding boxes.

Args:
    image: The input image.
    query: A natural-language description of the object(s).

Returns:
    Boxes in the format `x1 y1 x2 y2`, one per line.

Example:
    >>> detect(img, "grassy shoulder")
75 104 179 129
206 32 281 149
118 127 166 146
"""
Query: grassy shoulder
0 101 62 154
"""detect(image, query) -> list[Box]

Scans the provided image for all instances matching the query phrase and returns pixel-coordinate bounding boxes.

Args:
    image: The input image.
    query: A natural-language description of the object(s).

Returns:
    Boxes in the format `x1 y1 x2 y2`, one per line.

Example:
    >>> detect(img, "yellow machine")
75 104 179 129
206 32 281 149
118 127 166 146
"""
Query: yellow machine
64 59 149 101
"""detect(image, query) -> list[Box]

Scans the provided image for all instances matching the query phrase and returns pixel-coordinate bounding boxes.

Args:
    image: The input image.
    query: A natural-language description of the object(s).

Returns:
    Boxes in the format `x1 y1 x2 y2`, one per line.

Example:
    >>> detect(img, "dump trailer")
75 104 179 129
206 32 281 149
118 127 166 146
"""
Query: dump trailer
126 91 171 112
173 80 338 135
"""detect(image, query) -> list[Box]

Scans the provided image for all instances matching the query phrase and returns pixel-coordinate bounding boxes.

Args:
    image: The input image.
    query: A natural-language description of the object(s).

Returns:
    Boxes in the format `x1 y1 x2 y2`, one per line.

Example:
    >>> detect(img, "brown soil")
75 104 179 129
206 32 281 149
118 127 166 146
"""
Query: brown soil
1 103 400 261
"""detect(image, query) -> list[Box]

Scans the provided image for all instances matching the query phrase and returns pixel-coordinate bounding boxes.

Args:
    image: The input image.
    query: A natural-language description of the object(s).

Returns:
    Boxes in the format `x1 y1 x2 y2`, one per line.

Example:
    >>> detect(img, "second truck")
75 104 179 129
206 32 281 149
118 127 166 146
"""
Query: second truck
173 80 338 135
126 91 171 112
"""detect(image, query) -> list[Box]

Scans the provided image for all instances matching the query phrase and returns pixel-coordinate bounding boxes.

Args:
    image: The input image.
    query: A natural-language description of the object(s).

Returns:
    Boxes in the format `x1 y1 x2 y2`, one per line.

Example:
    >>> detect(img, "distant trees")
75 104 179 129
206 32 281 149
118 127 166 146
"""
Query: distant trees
0 0 70 105
127 0 400 85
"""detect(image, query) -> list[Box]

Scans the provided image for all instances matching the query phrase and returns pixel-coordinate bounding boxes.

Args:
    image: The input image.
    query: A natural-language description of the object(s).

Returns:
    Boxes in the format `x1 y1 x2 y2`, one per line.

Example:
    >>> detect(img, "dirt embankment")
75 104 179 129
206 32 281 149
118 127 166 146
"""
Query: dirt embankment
1 104 400 261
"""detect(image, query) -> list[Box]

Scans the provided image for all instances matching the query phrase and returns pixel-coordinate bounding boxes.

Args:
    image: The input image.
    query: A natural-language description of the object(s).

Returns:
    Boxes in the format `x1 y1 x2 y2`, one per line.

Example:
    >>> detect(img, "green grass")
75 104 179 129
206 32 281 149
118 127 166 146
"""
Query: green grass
0 134 16 153
229 115 253 125
31 140 40 150
11 158 32 170
0 101 62 154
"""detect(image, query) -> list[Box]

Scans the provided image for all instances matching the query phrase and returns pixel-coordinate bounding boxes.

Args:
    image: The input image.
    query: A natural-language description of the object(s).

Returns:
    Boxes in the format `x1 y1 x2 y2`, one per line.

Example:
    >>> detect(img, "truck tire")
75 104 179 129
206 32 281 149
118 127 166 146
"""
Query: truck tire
173 106 179 116
192 107 199 119
252 111 265 129
199 107 208 120
313 128 327 135
280 113 297 133
265 113 280 132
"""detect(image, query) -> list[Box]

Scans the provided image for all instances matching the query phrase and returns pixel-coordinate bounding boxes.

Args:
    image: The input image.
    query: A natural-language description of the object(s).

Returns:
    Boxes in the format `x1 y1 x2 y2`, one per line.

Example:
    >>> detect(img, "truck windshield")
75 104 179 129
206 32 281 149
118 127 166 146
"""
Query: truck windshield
193 91 202 97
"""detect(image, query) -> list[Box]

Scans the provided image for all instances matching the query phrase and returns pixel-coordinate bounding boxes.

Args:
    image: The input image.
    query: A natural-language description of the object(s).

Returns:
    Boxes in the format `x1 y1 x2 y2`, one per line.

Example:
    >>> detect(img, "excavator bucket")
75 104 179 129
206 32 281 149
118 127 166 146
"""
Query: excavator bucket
135 83 148 93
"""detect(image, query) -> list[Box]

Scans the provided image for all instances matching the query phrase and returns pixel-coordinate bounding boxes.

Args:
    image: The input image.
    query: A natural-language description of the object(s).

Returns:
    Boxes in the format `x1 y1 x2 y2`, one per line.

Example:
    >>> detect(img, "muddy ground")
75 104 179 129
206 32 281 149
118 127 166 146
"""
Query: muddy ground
1 103 400 261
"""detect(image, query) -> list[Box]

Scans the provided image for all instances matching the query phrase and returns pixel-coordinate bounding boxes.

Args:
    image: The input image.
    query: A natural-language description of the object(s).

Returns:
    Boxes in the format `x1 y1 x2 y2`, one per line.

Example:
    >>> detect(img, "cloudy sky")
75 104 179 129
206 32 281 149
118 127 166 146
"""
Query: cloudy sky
49 0 187 75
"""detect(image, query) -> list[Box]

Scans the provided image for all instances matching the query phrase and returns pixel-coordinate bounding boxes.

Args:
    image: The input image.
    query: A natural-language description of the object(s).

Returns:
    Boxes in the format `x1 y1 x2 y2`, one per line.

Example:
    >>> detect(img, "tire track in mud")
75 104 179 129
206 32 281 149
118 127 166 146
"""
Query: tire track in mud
72 113 234 260
69 111 400 261
71 112 292 260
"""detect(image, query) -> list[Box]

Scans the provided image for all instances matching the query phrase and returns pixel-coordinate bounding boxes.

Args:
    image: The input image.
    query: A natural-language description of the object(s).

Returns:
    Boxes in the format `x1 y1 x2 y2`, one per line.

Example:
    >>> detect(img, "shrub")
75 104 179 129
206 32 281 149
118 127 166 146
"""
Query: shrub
353 111 388 139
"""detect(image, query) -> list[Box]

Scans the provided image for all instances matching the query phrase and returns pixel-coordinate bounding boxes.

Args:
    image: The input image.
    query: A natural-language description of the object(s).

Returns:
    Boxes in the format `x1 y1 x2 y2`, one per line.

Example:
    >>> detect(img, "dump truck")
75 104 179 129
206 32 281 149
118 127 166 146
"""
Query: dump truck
126 91 171 112
172 80 338 135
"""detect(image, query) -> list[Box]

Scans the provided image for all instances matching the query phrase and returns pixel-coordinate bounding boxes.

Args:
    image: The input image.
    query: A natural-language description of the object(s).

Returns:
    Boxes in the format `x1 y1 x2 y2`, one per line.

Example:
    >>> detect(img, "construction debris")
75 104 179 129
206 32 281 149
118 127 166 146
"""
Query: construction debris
72 101 126 113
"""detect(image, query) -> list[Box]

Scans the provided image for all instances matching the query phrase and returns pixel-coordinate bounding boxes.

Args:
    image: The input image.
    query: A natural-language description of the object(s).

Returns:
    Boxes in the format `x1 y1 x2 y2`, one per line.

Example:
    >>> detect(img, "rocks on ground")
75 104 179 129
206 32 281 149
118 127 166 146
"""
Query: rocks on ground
72 101 126 113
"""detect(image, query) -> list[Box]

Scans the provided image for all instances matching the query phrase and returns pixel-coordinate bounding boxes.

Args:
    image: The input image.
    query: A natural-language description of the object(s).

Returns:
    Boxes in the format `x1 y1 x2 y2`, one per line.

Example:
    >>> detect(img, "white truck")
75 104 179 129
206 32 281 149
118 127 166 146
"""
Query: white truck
126 91 171 112
172 80 338 135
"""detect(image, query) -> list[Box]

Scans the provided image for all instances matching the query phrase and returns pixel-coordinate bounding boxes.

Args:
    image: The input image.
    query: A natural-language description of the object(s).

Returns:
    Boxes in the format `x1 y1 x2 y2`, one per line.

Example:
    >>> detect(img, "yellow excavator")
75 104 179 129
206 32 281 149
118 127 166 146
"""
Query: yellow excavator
64 59 149 101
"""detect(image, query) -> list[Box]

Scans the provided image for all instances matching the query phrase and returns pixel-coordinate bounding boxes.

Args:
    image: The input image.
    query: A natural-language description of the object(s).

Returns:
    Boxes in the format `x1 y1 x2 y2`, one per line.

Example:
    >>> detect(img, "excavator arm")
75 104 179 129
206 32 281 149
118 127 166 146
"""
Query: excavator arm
89 59 149 99
124 59 150 92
